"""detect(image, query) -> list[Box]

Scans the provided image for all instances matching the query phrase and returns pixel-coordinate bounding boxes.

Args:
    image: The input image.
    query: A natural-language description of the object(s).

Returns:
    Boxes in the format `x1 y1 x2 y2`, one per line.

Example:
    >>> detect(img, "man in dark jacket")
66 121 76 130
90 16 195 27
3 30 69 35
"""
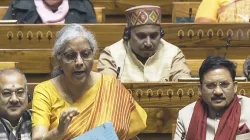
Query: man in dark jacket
0 68 32 140
3 0 96 24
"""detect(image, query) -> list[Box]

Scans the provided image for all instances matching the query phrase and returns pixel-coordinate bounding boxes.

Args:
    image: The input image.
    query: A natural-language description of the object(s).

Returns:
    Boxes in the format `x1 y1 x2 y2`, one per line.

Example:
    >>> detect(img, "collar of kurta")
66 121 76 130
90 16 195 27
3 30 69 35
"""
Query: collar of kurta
126 40 164 67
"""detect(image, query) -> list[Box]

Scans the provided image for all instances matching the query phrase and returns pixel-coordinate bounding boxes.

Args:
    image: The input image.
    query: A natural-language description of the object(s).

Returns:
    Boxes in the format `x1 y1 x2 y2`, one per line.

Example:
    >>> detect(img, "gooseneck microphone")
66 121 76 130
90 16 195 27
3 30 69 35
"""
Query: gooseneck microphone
189 8 193 22
223 37 231 58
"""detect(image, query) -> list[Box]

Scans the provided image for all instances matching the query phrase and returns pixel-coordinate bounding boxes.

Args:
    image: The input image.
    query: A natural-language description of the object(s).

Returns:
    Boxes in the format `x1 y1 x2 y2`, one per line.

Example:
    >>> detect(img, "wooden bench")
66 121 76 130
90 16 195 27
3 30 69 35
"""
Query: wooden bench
0 6 106 23
0 62 17 69
10 58 245 83
0 49 246 75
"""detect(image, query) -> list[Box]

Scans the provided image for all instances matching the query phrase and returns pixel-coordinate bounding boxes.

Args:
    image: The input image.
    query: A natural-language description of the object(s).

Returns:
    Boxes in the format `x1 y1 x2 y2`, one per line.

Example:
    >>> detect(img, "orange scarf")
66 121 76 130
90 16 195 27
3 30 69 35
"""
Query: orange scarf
62 75 135 140
186 95 241 140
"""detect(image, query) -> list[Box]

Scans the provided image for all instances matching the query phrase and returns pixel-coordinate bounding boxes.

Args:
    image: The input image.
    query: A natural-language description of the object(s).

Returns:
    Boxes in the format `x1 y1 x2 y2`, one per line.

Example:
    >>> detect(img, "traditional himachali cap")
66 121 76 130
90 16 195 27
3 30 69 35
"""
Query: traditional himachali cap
125 5 162 27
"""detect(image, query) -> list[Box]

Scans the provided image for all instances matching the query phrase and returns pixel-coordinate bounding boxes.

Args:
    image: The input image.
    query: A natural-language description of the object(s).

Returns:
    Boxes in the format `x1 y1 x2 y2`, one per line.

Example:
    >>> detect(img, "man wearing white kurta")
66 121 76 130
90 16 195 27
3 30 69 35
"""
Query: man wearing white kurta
97 5 191 82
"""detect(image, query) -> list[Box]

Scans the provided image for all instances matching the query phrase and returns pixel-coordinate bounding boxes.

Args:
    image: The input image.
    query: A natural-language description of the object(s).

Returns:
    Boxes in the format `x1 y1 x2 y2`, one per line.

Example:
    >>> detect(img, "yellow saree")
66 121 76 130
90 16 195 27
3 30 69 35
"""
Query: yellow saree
195 0 250 22
32 74 147 140
218 0 250 22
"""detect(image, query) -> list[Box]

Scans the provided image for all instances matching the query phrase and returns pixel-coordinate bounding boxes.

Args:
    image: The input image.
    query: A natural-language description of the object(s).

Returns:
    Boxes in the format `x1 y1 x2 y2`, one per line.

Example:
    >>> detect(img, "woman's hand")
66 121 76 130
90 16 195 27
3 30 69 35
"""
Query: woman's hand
57 108 79 135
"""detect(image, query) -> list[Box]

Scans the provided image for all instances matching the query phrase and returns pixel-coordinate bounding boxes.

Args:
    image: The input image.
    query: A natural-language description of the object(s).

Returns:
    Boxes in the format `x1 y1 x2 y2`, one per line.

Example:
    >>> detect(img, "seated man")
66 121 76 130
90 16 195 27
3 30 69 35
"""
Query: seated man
98 5 191 82
3 0 96 23
174 56 250 140
0 69 31 140
243 56 250 81
195 0 250 23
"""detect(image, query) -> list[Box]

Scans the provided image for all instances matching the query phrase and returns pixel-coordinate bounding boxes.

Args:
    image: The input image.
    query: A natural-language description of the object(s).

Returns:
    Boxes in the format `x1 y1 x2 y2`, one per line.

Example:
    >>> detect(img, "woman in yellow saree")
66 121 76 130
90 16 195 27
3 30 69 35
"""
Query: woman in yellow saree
32 24 147 140
195 0 250 23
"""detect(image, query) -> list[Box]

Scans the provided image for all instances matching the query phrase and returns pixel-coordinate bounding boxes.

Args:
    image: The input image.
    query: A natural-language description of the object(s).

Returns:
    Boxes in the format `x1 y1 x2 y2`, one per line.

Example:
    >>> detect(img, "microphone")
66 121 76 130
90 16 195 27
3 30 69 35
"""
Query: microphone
189 8 192 22
116 67 120 79
223 37 231 58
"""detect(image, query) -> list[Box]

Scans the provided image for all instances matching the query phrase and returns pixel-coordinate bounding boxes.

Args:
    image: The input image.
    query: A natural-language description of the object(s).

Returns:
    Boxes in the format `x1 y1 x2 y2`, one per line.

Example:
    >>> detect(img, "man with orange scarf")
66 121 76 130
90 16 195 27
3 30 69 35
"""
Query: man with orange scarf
174 56 250 140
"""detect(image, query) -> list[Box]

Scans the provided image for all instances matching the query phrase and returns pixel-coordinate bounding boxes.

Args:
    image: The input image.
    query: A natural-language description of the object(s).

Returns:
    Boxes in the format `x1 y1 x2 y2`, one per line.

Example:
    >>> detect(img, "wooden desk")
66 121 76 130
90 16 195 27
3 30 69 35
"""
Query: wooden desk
27 82 250 134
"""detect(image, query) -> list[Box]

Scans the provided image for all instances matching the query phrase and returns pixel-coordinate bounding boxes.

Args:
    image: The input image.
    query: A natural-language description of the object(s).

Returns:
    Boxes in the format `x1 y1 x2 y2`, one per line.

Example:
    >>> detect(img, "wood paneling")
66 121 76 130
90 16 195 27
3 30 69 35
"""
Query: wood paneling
0 24 249 50
27 82 250 134
187 59 245 76
0 62 17 69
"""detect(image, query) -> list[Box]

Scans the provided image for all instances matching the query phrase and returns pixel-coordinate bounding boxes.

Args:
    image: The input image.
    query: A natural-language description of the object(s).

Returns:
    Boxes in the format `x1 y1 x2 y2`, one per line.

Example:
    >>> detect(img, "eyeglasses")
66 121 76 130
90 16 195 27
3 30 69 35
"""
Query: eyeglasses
204 81 232 89
62 49 93 62
1 89 26 100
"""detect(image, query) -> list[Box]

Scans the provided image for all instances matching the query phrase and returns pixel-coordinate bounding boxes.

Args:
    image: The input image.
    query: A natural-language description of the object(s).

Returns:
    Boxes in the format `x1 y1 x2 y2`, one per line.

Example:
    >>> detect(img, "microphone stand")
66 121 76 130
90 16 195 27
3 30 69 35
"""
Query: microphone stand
223 37 231 58
189 8 192 23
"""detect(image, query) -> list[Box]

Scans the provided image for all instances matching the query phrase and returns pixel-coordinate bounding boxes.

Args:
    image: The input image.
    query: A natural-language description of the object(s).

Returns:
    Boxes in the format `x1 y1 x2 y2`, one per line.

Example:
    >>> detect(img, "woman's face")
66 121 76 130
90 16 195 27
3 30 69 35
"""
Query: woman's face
59 37 94 85
43 0 63 10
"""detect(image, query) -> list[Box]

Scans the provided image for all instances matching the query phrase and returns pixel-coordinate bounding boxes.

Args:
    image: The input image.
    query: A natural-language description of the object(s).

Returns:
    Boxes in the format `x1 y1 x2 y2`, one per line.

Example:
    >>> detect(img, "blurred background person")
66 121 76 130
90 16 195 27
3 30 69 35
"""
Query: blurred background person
3 0 96 23
195 0 250 23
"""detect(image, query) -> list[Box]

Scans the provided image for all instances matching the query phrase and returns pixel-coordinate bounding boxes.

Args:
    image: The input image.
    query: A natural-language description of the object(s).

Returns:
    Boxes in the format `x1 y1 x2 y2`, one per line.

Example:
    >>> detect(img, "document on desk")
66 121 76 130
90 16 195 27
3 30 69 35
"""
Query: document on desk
71 121 119 140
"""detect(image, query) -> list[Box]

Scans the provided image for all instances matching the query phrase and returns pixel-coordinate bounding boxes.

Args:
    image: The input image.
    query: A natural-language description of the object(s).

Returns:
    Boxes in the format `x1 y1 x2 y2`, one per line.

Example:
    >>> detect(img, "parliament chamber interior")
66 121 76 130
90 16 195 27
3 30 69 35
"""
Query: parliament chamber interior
0 0 250 140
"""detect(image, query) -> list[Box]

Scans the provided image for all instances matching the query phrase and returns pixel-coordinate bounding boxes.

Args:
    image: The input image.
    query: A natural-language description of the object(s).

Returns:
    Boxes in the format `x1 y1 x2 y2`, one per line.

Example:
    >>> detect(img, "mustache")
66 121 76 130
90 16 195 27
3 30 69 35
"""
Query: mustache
211 96 226 100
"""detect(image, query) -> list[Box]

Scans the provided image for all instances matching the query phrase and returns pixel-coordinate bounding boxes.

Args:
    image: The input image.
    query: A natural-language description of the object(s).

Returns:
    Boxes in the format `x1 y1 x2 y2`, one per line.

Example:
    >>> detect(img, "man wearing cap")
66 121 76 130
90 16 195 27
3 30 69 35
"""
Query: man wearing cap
97 5 191 82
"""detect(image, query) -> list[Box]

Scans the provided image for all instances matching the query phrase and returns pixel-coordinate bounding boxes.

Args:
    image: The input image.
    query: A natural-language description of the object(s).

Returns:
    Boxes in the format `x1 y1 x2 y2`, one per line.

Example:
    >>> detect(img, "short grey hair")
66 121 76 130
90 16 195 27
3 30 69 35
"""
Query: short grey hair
51 24 98 77
0 68 28 91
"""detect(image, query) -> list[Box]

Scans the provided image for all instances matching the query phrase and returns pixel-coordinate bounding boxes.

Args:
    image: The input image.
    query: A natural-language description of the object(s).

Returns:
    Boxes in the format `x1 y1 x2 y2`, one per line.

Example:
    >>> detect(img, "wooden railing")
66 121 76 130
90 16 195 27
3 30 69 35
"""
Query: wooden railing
27 82 250 134
0 23 249 82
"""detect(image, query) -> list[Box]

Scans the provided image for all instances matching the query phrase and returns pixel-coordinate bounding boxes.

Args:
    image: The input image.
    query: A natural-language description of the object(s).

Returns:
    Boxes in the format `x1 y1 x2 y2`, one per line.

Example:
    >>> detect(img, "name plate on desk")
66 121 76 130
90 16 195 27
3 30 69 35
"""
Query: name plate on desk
178 77 247 82
72 121 118 140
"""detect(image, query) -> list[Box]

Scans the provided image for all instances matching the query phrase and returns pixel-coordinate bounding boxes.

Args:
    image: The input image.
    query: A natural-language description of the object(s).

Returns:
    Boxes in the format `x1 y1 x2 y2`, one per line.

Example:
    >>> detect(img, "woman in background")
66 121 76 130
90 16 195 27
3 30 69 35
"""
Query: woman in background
3 0 96 23
195 0 250 23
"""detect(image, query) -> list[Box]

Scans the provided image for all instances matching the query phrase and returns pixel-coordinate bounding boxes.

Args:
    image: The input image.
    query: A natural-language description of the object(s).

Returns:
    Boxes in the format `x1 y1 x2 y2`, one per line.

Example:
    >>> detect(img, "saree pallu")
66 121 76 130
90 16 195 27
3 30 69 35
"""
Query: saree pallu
62 75 136 140
218 0 250 22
